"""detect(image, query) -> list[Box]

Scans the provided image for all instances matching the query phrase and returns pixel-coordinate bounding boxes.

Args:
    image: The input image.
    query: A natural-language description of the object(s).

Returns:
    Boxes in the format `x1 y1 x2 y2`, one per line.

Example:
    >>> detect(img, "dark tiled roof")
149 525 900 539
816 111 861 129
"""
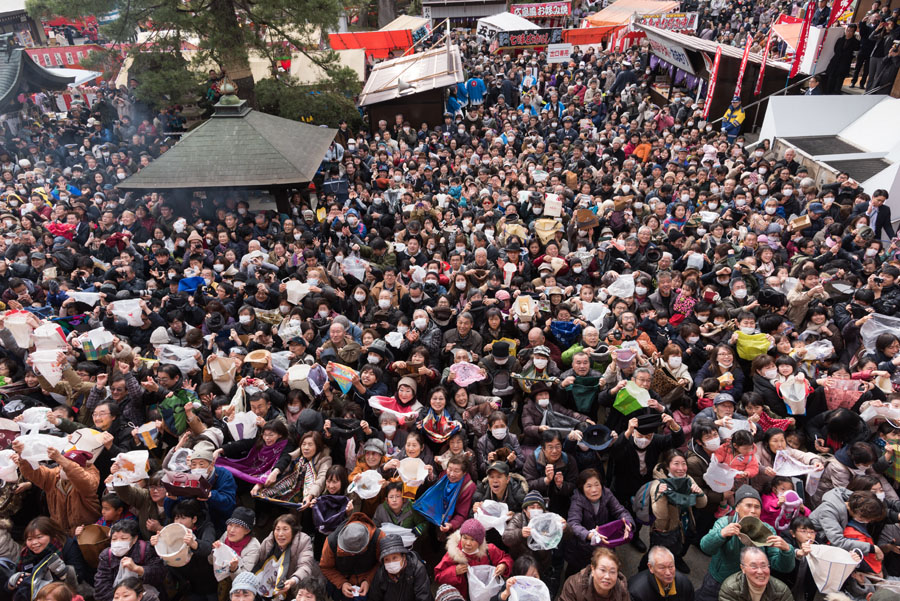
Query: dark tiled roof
0 48 74 112
117 103 336 189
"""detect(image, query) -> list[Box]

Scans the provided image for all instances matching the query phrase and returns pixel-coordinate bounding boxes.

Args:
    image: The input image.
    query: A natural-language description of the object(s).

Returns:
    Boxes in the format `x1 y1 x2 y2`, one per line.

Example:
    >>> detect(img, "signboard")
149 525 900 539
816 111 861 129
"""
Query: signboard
496 28 564 48
476 21 498 40
422 6 432 19
634 12 699 32
511 2 572 18
547 43 573 63
644 30 695 74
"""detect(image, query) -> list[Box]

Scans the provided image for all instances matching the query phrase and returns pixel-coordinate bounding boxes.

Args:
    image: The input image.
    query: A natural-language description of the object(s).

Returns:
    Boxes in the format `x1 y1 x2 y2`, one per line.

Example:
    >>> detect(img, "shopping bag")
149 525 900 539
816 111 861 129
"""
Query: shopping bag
0 449 19 483
474 500 509 535
156 345 199 376
110 299 144 327
777 375 809 416
380 523 415 547
508 576 550 601
212 544 238 582
527 512 565 551
208 355 237 395
18 407 52 434
285 281 310 305
5 311 33 348
736 331 771 361
468 565 504 601
703 457 739 493
348 470 383 499
110 450 150 486
824 379 866 410
613 381 650 415
17 433 70 468
449 362 486 387
226 412 258 441
397 457 427 487
806 544 860 593
30 350 63 388
773 450 819 477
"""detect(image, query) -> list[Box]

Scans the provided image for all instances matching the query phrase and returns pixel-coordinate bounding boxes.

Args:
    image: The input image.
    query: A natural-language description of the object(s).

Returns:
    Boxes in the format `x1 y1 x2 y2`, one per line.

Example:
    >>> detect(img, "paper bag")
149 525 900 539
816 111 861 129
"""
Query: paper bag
208 355 237 394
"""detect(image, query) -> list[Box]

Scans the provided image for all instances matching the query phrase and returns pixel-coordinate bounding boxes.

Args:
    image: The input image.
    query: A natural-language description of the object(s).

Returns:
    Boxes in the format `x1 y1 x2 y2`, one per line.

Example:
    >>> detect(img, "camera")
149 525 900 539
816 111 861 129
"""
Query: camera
874 276 885 284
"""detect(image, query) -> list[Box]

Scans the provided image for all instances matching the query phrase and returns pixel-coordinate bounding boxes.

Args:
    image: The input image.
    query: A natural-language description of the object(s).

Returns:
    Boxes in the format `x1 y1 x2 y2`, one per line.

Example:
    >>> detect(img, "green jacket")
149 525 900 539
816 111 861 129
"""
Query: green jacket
699 514 795 583
718 571 793 601
158 388 197 435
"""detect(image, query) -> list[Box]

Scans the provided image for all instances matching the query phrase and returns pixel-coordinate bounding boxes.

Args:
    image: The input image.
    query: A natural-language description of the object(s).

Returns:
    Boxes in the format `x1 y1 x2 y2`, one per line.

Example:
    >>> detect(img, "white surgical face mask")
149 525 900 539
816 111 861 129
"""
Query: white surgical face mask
633 435 651 449
378 299 391 309
635 286 648 296
573 266 583 274
876 492 887 501
318 309 329 318
414 317 428 330
534 358 548 369
765 206 776 215
382 424 396 437
740 327 755 335
397 326 408 335
354 292 366 303
110 540 131 557
456 281 467 290
687 336 700 345
668 357 682 369
367 354 381 364
492 427 508 440
763 368 778 380
697 315 708 323
191 468 209 478
709 202 718 210
866 248 878 257
851 467 868 476
384 560 404 574
733 288 747 299
213 264 224 272
758 188 768 196
783 188 793 196
239 315 251 324
537 397 550 408
287 404 302 414
279 306 290 314
704 437 721 452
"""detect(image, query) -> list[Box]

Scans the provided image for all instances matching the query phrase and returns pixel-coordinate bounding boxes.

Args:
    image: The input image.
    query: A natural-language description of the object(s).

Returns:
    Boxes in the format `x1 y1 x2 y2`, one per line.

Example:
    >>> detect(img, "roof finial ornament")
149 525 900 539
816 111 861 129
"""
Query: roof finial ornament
218 80 240 105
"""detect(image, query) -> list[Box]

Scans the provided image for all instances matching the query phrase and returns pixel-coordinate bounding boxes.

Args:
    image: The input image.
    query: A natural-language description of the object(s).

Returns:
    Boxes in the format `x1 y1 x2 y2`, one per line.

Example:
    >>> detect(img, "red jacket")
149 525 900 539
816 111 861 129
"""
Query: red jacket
434 531 513 600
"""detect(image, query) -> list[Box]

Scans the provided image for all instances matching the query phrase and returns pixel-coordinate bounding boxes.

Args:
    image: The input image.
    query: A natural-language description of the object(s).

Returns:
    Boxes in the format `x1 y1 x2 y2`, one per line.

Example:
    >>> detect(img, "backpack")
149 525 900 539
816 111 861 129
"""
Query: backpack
631 480 662 526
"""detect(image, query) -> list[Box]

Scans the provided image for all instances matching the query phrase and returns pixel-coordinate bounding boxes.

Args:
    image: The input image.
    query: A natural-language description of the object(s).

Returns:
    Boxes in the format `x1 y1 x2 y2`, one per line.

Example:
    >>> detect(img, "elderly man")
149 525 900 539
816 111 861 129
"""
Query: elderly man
441 311 483 364
561 326 609 368
628 546 694 601
718 547 793 601
696 485 795 601
605 312 657 356
317 322 362 365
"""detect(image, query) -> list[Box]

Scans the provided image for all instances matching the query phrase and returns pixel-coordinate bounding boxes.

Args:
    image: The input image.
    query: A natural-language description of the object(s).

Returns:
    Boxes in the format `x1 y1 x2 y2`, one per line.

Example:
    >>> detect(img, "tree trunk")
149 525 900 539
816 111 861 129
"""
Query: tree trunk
377 0 397 28
209 0 256 107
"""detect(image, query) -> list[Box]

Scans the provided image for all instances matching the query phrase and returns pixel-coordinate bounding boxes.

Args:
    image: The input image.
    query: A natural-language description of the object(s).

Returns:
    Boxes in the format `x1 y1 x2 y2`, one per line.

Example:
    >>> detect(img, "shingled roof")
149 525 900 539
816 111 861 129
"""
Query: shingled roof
0 48 74 112
117 99 337 189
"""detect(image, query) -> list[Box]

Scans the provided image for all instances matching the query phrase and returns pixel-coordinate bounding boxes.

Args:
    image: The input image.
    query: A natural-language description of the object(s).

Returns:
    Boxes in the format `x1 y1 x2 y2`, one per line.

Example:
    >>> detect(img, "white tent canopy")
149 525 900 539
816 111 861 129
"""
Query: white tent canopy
476 11 540 40
46 67 103 87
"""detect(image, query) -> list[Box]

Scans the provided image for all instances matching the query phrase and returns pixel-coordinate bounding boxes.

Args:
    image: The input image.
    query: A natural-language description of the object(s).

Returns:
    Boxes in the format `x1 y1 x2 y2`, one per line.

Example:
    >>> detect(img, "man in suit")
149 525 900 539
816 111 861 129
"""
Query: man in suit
824 24 861 93
868 189 895 240
805 74 824 94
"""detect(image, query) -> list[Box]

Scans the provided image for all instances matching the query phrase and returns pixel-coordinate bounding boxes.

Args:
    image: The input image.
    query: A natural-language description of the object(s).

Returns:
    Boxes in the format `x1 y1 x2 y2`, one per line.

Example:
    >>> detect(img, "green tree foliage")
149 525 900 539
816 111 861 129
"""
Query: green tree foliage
26 0 346 105
128 46 203 110
78 47 123 81
255 77 361 130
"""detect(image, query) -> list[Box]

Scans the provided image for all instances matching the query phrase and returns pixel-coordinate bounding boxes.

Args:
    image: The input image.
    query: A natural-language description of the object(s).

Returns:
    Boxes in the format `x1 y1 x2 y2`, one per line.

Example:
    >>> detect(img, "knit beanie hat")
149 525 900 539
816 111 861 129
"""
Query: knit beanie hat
522 490 547 510
459 518 485 545
227 507 256 531
734 484 761 506
230 572 259 595
435 585 465 601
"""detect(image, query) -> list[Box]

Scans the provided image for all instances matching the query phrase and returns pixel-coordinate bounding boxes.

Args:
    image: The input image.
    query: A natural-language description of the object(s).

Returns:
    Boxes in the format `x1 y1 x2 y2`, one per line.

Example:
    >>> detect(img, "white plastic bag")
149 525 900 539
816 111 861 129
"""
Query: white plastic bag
17 433 70 468
349 470 383 499
156 345 199 376
5 312 32 348
0 449 19 483
270 351 292 373
32 323 66 351
780 376 808 415
110 299 144 327
773 450 819 477
806 544 860 593
208 355 237 395
212 544 238 582
861 313 900 353
285 281 310 305
67 291 101 306
342 256 368 281
227 412 258 441
703 457 739 493
475 500 509 535
468 565 504 601
31 350 63 388
527 512 565 550
717 418 751 440
508 576 551 601
18 406 52 433
607 273 634 298
380 523 415 547
803 340 834 361
111 450 150 486
168 448 193 473
397 457 427 487
581 302 610 329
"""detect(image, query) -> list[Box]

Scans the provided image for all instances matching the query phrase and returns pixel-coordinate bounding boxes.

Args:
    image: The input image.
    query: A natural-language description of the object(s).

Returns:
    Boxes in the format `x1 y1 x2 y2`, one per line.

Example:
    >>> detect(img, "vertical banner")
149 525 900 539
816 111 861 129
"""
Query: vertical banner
702 46 722 121
755 28 774 95
791 1 815 78
827 0 854 27
733 34 753 97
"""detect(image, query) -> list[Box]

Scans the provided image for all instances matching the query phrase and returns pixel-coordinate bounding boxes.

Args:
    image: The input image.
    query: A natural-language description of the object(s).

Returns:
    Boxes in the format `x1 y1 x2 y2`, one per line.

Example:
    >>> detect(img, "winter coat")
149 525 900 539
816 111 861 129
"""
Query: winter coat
475 431 524 475
433 531 513 600
320 513 384 590
18 457 100 535
208 535 261 578
751 443 821 489
686 440 724 507
113 484 169 540
522 448 578 514
292 448 333 498
699 514 795 583
94 539 166 601
565 489 634 567
559 565 631 601
162 466 236 533
520 400 588 447
368 552 432 601
609 428 685 499
473 473 528 512
810 487 881 556
718 571 793 601
256 529 316 596
627 569 694 601
810 446 898 506
647 465 707 533
372 500 428 537
713 440 760 480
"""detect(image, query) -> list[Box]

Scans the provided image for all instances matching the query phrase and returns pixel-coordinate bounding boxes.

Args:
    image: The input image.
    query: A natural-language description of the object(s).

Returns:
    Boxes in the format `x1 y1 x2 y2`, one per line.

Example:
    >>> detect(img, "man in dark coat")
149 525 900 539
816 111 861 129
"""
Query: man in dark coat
824 24 861 93
628 546 695 601
368 535 431 601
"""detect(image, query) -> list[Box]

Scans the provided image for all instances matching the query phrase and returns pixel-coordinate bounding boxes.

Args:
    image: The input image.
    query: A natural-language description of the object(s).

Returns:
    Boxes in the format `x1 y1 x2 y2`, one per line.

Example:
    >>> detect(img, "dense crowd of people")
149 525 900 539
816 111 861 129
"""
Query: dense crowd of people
1 2 900 601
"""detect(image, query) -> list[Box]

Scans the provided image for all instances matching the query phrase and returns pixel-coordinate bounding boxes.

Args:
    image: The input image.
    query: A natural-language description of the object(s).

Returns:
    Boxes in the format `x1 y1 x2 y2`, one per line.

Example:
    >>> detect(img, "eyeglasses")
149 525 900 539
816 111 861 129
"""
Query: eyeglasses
92 410 110 417
110 386 126 392
741 563 770 572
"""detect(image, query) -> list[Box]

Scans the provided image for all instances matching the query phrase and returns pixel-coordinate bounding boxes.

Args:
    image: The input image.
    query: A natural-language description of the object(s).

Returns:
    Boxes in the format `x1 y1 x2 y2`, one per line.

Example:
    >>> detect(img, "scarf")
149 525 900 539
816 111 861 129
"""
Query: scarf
219 439 289 485
19 538 63 572
412 474 464 526
298 457 316 498
225 534 252 557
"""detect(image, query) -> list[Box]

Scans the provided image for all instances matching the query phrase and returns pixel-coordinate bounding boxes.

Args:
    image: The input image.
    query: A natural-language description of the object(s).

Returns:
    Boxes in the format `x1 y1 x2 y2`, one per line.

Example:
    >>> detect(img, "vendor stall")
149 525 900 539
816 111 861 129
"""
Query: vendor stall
582 0 679 39
476 11 540 41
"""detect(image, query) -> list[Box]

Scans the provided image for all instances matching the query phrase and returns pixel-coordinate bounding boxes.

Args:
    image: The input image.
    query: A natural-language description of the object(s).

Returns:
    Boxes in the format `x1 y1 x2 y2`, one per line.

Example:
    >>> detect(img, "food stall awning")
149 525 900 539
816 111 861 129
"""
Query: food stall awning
562 26 620 44
584 0 679 27
380 15 431 32
329 30 413 59
358 44 464 107
478 11 542 32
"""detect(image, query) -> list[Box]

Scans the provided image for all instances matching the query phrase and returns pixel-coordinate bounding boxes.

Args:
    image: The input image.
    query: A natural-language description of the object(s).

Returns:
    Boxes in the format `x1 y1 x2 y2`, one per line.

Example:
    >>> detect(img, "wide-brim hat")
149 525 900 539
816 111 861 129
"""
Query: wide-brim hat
77 524 110 569
575 209 600 230
582 424 613 451
738 516 773 547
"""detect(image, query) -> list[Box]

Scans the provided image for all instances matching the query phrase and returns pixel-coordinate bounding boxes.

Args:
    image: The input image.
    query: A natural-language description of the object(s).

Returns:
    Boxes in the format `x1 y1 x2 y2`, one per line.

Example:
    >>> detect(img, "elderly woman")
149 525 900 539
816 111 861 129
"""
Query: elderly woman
559 548 630 601
566 469 634 576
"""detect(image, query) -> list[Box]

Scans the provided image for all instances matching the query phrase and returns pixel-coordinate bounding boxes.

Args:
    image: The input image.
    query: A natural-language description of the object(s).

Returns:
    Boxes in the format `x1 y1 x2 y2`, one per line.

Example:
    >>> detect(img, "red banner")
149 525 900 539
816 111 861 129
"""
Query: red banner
755 27 774 95
511 2 571 18
734 34 753 97
702 46 722 121
827 0 854 27
790 1 815 78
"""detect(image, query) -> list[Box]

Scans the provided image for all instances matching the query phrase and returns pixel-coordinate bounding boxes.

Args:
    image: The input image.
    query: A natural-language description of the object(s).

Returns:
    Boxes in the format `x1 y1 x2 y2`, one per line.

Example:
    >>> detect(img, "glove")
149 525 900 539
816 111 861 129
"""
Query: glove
46 555 66 579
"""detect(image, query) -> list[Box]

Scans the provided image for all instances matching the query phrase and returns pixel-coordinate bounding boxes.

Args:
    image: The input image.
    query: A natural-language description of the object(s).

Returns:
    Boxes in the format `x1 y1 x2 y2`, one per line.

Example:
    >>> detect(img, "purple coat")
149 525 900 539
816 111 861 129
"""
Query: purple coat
565 489 634 567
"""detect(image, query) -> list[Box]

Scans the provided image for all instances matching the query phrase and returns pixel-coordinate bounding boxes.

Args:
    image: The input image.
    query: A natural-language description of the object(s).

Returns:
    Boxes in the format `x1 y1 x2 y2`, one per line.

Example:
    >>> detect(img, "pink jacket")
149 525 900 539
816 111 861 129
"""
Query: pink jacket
760 491 809 530
713 442 759 479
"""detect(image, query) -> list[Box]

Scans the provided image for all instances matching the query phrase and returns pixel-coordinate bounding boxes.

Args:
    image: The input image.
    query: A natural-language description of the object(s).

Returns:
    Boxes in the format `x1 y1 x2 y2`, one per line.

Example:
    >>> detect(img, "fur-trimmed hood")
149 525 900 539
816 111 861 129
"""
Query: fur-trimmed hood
444 530 487 563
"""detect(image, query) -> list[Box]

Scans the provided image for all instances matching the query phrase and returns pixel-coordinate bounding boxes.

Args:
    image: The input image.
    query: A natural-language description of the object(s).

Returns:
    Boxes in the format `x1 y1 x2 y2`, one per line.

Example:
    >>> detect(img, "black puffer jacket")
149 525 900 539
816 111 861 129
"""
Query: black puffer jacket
368 552 431 601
